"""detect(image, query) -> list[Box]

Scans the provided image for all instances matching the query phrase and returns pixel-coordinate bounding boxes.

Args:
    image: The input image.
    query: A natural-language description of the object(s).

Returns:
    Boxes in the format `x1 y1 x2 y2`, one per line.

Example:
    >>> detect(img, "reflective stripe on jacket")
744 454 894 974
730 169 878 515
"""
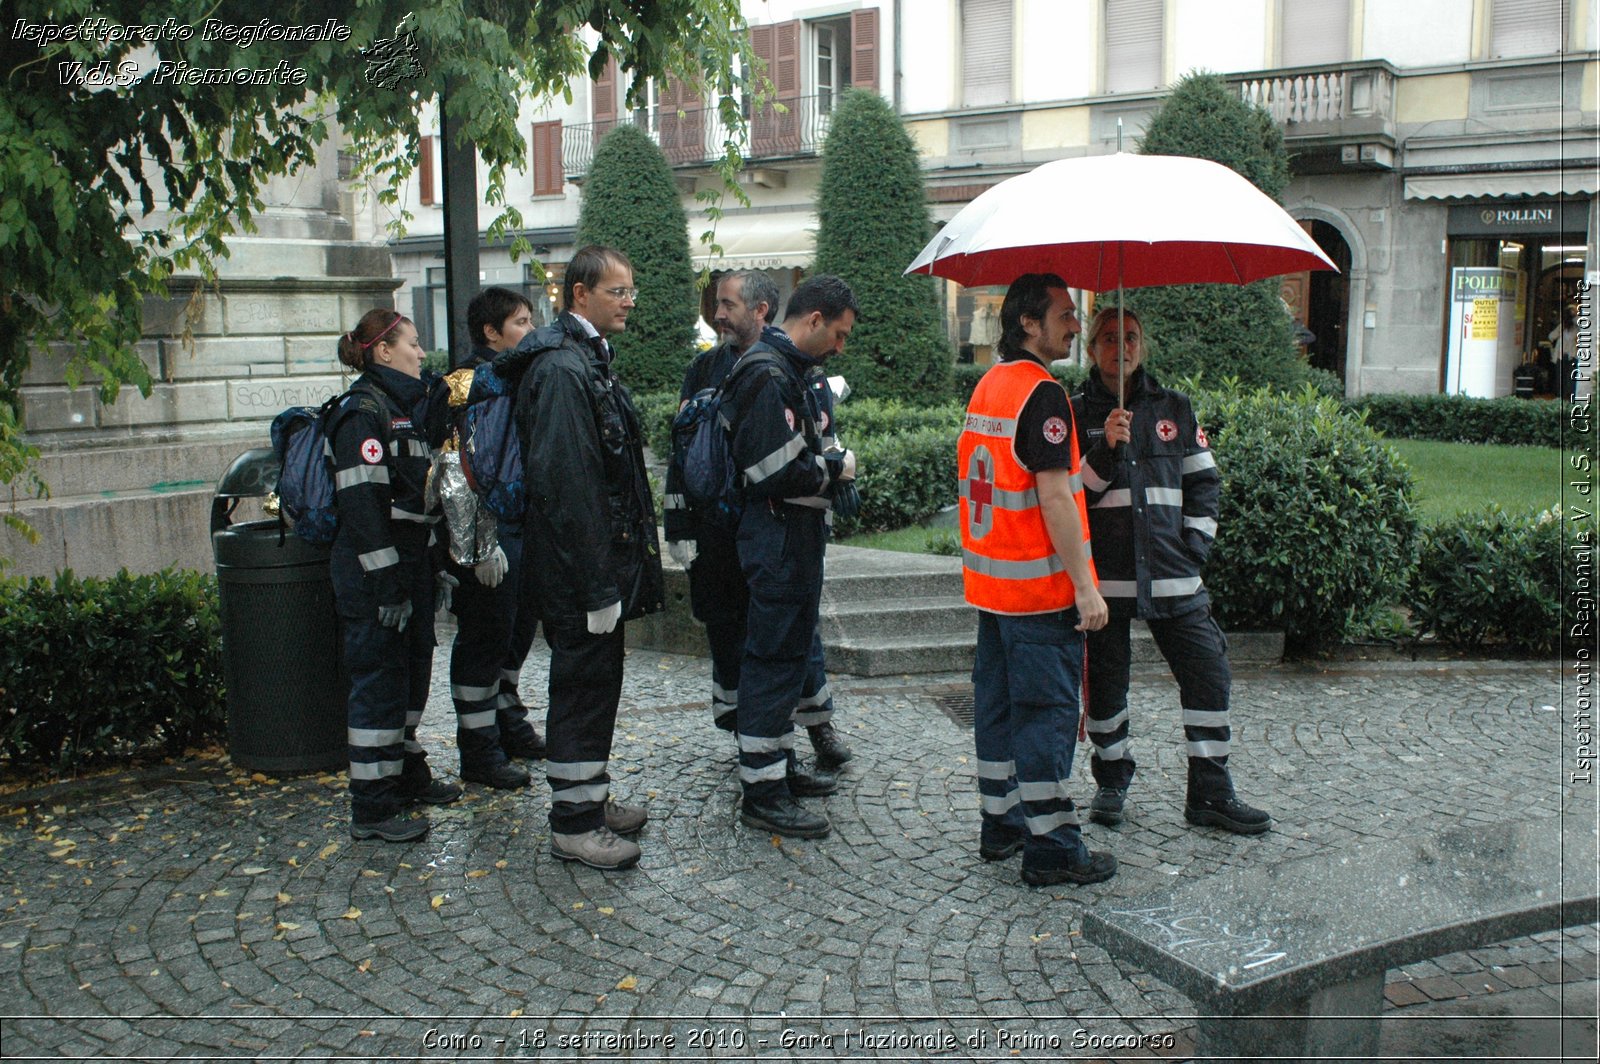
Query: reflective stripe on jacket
958 359 1093 615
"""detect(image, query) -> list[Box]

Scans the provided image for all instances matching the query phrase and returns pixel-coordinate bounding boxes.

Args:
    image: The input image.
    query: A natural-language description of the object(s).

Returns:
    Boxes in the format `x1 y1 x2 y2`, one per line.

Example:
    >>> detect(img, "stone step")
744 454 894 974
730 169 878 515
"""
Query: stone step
26 430 268 498
818 594 975 641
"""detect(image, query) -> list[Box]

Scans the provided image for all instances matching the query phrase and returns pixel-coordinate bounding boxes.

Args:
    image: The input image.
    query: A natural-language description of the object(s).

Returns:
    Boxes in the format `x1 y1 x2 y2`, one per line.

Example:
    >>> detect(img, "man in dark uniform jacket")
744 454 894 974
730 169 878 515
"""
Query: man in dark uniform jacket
494 246 664 871
719 275 860 839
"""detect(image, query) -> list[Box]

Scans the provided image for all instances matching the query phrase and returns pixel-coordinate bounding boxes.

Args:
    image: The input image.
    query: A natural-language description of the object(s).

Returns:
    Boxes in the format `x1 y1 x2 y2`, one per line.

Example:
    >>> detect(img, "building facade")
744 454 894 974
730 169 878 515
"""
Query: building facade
392 0 1596 396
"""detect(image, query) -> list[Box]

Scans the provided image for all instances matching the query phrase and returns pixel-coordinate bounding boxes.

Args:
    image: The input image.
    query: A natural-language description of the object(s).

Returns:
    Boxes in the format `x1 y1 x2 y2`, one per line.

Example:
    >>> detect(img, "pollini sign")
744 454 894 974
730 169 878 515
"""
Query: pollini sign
1448 198 1578 237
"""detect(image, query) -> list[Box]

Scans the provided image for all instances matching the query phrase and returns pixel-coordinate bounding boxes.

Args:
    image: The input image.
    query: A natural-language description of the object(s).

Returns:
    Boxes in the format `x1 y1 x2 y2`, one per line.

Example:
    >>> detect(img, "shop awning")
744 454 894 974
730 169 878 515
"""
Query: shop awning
690 212 815 271
1404 169 1599 200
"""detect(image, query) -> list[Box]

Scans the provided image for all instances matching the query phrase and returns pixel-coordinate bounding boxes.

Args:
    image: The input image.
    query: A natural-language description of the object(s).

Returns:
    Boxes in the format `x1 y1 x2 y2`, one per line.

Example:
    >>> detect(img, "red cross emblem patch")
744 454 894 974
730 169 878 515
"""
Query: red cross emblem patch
360 438 383 464
1196 424 1209 447
784 408 796 430
1042 416 1068 445
819 408 830 431
1156 419 1178 442
966 445 995 540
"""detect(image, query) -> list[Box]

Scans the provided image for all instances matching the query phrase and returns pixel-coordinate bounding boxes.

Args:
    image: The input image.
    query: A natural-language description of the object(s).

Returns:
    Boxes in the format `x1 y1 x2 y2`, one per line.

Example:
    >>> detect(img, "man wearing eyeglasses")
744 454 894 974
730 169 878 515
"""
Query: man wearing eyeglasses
496 245 664 872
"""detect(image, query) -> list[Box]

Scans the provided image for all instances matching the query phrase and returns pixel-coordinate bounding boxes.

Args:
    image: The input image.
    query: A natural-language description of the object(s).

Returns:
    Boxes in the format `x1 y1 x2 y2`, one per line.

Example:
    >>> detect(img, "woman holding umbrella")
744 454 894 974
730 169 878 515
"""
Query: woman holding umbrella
1070 306 1271 836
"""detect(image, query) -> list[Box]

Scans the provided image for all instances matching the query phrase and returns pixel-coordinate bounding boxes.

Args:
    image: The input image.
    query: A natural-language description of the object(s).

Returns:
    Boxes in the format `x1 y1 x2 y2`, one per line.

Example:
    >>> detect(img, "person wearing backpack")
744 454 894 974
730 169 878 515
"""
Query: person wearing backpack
328 309 457 843
494 246 664 871
664 271 851 792
720 275 860 839
433 287 548 793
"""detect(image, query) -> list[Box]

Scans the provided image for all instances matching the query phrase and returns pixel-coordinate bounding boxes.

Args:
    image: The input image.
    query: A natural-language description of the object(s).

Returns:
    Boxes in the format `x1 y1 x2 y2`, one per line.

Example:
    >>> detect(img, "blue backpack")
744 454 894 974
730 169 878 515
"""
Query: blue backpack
270 386 393 545
269 391 350 545
670 351 782 528
456 362 525 523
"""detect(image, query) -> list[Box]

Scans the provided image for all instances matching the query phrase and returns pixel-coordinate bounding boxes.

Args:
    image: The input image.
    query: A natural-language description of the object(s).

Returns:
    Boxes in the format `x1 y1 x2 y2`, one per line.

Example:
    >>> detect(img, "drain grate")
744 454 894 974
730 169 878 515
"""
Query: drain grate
932 691 975 727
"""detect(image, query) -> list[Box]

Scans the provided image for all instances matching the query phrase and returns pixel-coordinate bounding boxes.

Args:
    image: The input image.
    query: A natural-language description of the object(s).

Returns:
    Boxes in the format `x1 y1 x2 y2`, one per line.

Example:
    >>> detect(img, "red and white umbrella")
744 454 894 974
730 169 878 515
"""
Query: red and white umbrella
907 152 1336 289
907 153 1337 403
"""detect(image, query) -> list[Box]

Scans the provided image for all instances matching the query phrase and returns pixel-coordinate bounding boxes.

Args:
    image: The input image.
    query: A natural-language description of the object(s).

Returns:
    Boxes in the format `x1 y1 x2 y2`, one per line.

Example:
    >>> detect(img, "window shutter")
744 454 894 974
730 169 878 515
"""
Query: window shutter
418 135 435 206
851 8 880 91
1279 0 1350 67
658 77 704 164
532 120 562 196
751 23 777 153
1104 0 1164 94
1491 0 1563 57
962 0 1013 107
592 56 617 133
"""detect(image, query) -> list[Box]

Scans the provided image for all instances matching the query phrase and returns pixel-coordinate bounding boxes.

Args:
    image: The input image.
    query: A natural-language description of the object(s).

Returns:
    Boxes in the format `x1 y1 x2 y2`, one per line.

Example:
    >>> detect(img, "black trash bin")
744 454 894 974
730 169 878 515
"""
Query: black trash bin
212 449 347 773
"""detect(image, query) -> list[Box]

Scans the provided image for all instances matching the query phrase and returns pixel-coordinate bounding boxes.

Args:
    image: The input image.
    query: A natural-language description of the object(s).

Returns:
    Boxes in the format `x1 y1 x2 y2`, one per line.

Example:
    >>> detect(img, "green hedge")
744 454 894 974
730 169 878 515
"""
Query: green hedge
953 361 1087 404
1346 393 1566 448
1406 507 1579 655
0 569 225 772
1196 385 1419 651
634 388 679 457
837 426 959 535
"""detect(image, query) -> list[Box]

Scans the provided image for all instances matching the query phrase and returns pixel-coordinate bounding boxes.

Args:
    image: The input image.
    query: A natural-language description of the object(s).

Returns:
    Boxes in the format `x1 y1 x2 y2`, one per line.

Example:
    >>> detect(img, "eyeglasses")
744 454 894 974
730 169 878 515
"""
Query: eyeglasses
600 286 639 300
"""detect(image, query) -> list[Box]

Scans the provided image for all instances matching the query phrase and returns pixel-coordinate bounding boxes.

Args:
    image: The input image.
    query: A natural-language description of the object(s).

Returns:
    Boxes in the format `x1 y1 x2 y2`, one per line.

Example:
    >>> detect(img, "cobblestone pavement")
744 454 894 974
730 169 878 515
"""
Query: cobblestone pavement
1 640 1595 1061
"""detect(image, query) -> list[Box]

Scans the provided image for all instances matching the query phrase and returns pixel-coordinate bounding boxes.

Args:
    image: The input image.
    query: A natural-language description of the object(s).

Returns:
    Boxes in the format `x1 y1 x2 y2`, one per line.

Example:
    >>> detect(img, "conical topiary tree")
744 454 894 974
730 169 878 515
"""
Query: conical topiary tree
574 123 698 394
1120 72 1306 391
812 89 951 402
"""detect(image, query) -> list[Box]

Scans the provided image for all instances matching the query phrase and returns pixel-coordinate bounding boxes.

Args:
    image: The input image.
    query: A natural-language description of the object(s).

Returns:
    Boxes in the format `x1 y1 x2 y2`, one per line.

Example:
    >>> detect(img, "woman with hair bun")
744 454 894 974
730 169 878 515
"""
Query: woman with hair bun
328 308 456 842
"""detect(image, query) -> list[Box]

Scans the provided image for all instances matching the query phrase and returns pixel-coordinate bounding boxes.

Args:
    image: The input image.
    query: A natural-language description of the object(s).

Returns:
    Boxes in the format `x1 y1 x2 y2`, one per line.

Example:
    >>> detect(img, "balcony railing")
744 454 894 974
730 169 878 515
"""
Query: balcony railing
1227 60 1397 137
564 93 836 178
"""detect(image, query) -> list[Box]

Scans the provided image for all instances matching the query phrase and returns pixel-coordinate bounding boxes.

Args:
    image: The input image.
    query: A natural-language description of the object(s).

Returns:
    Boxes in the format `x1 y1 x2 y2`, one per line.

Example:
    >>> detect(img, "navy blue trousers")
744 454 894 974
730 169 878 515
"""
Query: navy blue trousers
972 608 1088 862
446 523 540 772
1085 608 1233 802
331 540 436 825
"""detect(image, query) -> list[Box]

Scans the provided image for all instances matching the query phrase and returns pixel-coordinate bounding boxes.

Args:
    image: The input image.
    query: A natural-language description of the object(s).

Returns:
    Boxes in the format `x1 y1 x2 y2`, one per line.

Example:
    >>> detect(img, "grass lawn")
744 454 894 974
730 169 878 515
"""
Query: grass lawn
1385 438 1562 521
840 439 1564 553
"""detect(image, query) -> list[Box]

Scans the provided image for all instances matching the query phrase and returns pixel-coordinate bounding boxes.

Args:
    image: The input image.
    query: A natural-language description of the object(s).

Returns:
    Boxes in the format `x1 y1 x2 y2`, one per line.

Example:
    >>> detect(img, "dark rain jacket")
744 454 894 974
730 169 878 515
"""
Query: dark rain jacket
496 313 663 626
1071 365 1220 620
327 364 448 607
723 325 845 512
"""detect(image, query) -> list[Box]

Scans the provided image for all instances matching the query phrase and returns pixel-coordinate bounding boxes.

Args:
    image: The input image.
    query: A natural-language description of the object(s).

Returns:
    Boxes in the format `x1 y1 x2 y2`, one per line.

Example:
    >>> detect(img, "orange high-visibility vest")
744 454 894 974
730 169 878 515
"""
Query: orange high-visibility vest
958 358 1095 615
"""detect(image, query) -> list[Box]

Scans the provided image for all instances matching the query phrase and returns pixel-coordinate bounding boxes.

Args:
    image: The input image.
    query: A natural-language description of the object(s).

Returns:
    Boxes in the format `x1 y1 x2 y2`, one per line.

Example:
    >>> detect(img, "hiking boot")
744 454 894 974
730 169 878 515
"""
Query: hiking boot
787 757 839 797
979 822 1024 862
1021 849 1117 887
604 800 648 836
401 779 463 806
1185 795 1271 835
350 812 430 843
551 826 641 870
740 793 831 839
462 761 530 790
807 722 854 770
501 728 546 760
712 711 737 733
1088 786 1127 826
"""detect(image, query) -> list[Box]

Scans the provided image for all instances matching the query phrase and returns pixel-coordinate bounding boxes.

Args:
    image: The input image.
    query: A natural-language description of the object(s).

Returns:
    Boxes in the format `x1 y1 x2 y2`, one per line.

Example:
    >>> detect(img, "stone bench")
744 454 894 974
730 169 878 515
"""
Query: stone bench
1082 821 1598 1062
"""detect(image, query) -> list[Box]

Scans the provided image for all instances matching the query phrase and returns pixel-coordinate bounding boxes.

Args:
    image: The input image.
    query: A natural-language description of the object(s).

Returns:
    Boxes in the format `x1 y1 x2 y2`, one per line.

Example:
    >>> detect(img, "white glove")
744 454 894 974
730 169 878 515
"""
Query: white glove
435 571 459 614
667 540 698 567
378 600 413 632
839 448 857 481
586 601 622 635
472 546 508 588
827 375 850 402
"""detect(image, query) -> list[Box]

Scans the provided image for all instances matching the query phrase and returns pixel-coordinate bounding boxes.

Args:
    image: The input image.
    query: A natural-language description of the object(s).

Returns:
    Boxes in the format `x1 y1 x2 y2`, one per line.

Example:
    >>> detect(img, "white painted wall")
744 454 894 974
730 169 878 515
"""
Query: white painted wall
1018 0 1097 101
1171 0 1268 77
900 0 958 112
1362 0 1475 68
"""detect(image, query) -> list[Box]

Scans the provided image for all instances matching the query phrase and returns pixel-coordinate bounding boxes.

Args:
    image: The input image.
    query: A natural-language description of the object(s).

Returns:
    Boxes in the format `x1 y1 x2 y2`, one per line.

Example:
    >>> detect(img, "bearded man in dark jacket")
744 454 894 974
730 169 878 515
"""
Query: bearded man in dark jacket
493 245 663 871
1070 307 1269 838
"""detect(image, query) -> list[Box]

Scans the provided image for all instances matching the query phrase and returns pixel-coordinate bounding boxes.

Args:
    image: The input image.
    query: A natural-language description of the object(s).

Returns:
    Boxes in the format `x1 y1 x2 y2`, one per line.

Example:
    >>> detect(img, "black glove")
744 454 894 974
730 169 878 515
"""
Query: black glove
832 480 861 520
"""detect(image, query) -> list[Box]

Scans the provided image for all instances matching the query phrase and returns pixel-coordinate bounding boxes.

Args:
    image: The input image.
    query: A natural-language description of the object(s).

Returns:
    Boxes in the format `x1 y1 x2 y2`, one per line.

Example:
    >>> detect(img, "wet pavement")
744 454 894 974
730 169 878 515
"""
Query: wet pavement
1 637 1594 1061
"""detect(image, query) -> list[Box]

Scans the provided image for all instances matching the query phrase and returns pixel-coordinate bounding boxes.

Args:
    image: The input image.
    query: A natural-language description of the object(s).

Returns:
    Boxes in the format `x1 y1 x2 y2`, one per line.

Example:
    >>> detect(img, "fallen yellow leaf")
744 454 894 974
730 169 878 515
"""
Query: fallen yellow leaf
275 922 300 931
466 869 489 879
494 860 508 869
508 1008 523 1019
598 907 614 916
615 976 637 991
340 907 362 920
316 842 339 861
276 892 291 904
431 894 444 909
